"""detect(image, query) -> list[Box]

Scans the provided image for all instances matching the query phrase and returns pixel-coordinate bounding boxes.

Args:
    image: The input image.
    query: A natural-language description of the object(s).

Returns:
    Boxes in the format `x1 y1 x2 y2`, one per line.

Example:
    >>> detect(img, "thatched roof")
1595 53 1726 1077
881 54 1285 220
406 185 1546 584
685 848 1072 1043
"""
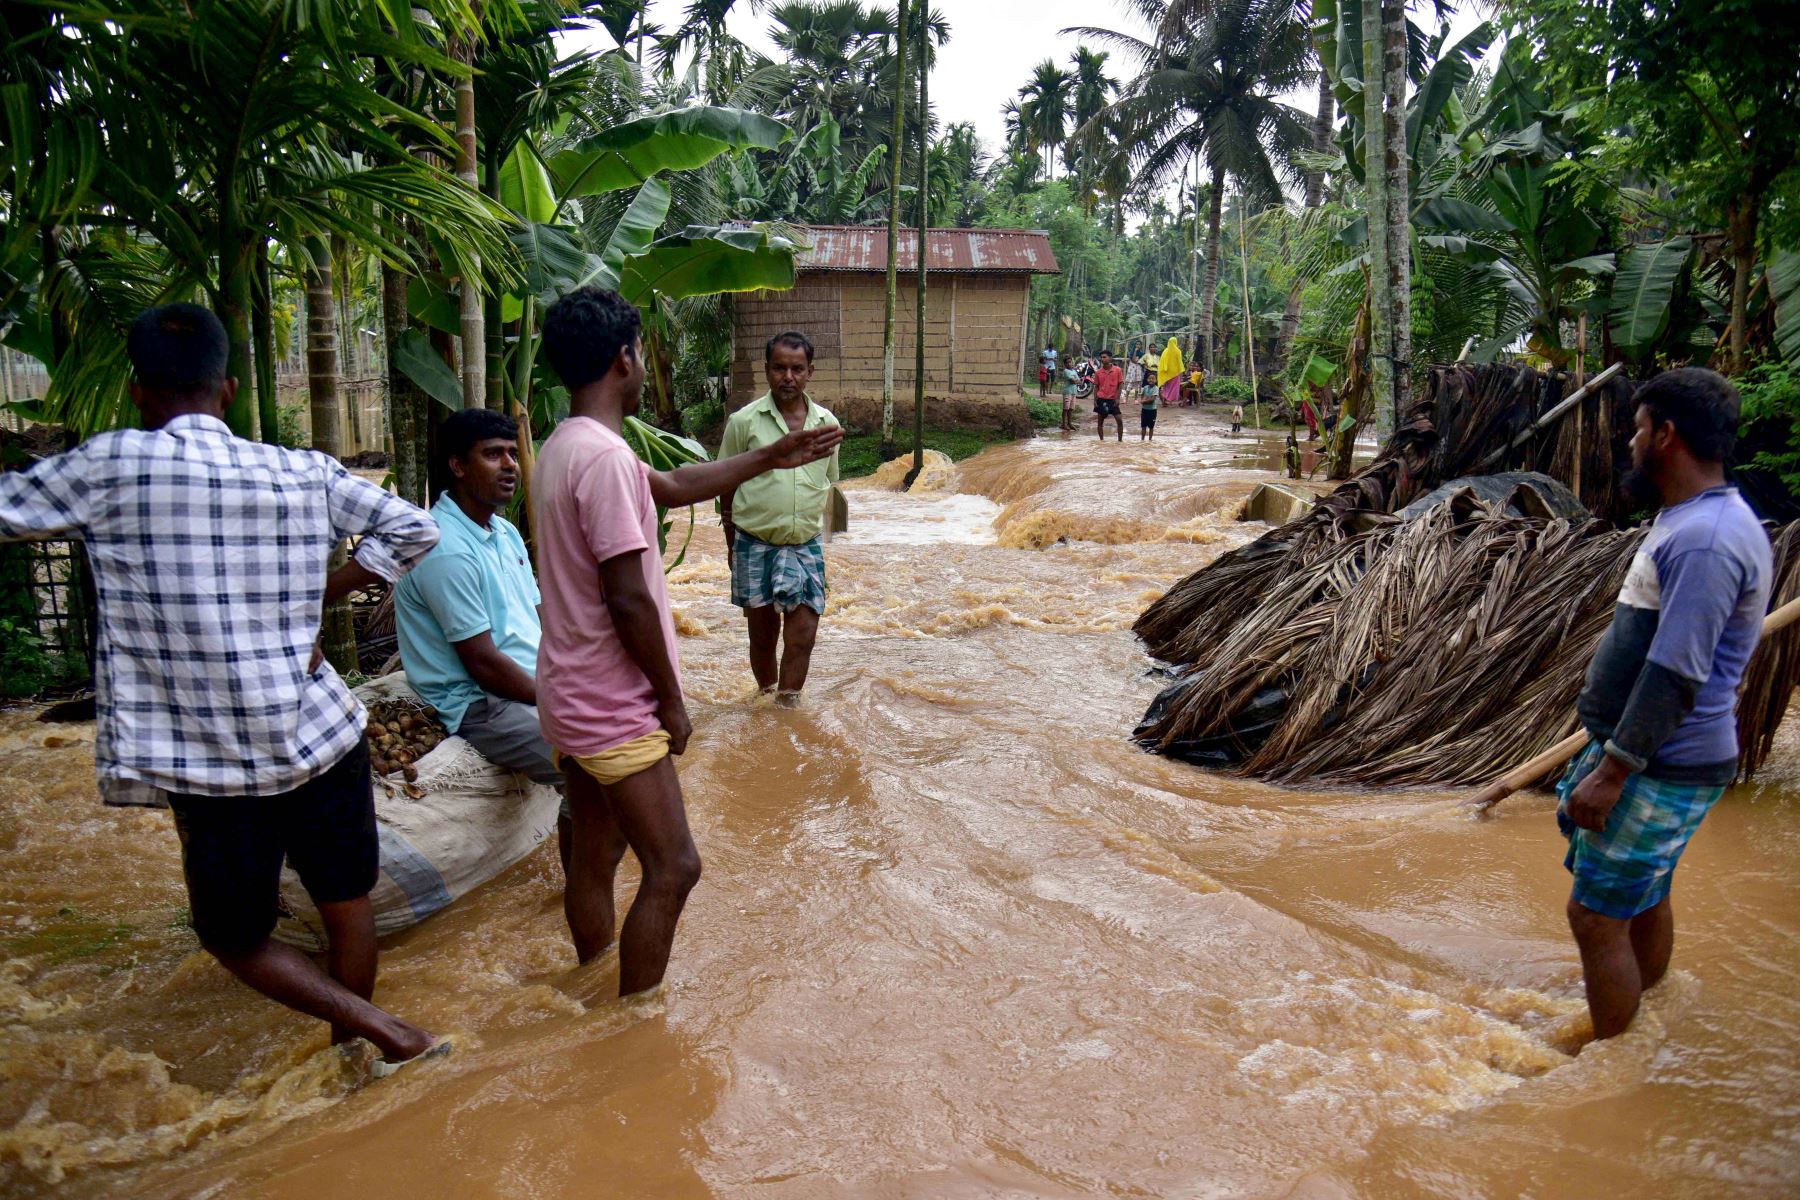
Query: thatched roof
1135 363 1800 788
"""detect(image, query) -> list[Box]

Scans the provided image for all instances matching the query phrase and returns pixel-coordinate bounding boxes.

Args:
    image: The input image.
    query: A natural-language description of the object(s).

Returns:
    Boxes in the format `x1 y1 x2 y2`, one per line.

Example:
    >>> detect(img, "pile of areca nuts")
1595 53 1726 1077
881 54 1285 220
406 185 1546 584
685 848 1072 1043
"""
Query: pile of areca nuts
365 697 447 782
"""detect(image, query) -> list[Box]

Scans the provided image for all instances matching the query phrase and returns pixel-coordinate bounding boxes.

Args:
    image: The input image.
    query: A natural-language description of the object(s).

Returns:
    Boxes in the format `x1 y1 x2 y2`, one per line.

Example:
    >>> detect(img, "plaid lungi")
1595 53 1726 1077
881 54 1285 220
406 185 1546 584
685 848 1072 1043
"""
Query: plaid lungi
1556 739 1725 919
730 530 826 613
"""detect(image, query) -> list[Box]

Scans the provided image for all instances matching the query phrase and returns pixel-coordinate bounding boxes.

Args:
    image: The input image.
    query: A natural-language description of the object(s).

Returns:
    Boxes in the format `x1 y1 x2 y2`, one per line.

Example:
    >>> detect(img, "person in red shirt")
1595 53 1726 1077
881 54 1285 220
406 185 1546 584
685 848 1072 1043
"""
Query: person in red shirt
1092 351 1125 442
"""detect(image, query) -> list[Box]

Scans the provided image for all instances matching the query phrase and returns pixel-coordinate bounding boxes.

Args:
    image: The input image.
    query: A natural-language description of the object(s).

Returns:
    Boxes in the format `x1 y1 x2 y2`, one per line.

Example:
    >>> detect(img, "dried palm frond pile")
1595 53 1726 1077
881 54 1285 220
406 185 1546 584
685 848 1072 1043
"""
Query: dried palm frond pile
1137 364 1640 663
1133 362 1800 788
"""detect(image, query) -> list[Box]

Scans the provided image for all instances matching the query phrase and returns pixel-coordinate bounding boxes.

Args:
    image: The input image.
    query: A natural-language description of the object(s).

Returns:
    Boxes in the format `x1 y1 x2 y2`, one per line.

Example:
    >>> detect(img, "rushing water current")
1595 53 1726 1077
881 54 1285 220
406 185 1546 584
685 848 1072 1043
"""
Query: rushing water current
3 406 1798 1197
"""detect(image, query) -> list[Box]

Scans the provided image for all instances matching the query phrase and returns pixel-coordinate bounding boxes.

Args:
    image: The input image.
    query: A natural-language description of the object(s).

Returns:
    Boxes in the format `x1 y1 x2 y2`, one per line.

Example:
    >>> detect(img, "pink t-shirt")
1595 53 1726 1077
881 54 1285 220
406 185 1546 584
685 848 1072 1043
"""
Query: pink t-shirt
534 416 680 756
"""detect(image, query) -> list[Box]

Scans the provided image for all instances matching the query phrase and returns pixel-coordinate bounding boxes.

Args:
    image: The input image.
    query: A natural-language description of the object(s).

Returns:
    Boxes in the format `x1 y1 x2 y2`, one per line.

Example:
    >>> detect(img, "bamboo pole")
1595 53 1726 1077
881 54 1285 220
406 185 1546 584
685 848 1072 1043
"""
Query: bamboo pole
1238 192 1259 430
1466 594 1800 814
906 1 928 490
878 0 909 460
1474 362 1624 473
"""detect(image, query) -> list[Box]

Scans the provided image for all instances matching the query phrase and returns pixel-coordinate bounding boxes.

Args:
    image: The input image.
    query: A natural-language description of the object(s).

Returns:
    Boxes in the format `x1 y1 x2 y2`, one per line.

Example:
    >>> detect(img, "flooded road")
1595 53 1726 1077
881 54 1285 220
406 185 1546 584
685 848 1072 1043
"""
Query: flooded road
3 406 1798 1197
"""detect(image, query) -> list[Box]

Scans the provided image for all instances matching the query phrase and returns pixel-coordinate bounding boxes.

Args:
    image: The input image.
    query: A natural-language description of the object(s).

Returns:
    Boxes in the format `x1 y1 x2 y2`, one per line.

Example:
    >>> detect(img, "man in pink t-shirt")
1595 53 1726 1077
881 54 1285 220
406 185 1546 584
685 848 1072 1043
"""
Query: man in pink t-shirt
534 287 842 994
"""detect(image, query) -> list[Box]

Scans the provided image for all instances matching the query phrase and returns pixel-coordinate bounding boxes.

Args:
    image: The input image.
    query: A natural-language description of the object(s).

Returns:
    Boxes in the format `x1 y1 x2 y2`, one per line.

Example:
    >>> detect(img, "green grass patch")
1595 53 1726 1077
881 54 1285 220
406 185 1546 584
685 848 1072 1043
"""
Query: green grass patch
838 427 1020 479
5 905 137 964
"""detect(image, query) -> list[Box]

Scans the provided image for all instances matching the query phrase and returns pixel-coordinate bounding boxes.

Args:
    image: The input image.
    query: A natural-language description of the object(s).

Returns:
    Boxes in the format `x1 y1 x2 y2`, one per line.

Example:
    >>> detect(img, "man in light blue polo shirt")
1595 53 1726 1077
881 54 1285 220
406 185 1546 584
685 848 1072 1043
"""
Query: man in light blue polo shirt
396 410 565 835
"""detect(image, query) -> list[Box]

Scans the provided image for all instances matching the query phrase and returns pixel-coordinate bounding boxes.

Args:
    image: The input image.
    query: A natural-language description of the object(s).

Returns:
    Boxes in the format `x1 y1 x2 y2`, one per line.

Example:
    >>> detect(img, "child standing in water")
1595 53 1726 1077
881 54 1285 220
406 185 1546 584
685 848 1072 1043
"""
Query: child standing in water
1061 363 1080 432
1139 380 1159 442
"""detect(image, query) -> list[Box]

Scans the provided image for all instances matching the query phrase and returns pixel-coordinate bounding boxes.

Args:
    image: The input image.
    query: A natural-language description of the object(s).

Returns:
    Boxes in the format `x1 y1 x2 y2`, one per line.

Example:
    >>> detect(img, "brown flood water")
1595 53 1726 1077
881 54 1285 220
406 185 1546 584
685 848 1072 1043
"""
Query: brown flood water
3 406 1798 1197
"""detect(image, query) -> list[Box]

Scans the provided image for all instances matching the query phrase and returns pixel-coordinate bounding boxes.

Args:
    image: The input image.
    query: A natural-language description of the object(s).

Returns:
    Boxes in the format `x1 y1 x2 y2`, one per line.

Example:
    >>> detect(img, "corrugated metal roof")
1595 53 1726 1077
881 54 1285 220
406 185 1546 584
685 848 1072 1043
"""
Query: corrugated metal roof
791 225 1060 275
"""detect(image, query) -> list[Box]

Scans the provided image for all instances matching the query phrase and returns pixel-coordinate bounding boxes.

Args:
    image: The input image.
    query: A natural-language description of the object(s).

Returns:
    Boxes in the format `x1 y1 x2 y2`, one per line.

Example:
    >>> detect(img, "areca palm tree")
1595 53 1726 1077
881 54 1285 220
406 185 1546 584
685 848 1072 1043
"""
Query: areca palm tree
1067 47 1118 215
1015 60 1074 180
769 0 890 148
13 0 516 439
1074 0 1313 375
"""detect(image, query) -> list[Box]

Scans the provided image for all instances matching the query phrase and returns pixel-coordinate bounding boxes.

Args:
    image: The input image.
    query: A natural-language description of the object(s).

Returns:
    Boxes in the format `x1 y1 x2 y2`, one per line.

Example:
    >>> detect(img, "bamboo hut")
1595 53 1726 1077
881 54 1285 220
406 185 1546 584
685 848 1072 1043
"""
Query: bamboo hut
728 226 1059 435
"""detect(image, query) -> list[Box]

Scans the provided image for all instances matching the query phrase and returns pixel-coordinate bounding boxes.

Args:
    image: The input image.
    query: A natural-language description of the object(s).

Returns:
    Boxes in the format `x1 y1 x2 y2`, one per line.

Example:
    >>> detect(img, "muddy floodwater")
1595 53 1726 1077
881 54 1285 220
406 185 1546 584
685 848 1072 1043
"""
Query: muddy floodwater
3 406 1798 1197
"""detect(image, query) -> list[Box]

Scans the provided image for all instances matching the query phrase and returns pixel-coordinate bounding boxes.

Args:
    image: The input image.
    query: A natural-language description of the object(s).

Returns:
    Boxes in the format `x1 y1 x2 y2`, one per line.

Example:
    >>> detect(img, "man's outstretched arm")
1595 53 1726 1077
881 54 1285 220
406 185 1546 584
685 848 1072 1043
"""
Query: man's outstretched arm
648 426 842 509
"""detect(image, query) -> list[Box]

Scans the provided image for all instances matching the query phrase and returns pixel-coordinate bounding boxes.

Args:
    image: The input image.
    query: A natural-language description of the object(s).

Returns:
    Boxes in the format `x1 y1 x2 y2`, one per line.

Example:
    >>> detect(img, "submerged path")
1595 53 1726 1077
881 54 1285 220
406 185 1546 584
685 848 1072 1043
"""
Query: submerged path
3 406 1799 1197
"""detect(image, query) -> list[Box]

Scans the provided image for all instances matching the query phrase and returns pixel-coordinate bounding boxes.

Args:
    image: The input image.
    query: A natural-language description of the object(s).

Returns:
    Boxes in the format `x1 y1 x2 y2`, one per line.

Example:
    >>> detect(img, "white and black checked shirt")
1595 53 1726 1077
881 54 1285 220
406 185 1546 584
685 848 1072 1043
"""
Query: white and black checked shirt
0 414 439 806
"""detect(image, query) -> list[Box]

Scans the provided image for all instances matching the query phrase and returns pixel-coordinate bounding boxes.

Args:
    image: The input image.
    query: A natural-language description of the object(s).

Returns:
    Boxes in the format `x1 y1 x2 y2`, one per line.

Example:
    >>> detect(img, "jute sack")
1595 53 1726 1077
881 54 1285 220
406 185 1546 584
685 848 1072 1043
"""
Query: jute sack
272 672 561 951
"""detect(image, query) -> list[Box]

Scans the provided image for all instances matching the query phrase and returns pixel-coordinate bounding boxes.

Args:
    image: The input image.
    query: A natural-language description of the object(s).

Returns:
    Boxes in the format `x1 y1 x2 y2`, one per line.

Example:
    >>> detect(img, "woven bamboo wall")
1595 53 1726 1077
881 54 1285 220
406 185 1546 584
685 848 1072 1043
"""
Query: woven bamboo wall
730 272 1031 408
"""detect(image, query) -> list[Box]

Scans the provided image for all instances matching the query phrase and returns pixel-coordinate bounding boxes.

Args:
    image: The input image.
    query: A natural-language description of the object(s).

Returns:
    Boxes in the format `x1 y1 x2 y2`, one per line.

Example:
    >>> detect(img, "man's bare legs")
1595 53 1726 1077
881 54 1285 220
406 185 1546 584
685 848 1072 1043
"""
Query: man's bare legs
746 603 822 701
563 756 702 995
746 604 781 692
318 896 377 1046
1569 894 1674 1041
562 766 631 963
777 604 820 697
204 929 435 1062
1630 895 1674 990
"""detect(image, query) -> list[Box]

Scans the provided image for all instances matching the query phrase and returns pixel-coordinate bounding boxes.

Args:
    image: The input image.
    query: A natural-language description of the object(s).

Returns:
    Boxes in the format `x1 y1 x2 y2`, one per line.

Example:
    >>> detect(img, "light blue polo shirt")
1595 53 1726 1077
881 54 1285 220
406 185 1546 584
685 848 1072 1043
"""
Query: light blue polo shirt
394 493 541 733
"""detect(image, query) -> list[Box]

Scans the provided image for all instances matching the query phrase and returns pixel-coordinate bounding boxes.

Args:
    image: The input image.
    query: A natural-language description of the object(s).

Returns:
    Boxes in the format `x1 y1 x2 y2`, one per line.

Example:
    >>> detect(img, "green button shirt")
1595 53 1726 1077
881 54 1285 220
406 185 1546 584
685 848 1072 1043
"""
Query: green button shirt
719 392 840 545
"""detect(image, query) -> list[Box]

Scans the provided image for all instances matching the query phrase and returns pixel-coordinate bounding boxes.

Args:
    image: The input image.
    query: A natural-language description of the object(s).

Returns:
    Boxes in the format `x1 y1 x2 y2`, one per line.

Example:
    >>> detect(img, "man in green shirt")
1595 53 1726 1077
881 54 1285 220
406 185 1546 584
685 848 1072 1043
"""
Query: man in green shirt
719 331 841 705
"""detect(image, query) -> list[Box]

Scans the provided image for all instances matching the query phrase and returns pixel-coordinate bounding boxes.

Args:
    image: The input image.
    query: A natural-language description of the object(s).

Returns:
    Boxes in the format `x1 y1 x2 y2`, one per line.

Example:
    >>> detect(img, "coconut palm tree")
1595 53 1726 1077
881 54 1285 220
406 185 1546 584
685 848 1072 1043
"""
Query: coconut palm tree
1074 0 1313 376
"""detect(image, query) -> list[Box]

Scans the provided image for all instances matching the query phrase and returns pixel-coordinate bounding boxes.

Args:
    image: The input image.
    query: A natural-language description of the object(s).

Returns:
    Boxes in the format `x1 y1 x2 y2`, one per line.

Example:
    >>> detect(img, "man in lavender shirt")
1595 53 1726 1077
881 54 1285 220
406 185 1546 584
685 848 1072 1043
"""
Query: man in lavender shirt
1559 368 1772 1040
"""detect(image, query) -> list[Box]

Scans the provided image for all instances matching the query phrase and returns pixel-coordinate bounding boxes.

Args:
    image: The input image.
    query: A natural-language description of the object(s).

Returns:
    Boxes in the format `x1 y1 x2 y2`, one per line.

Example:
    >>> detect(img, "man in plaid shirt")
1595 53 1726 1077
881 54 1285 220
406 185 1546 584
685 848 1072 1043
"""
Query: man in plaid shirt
0 305 443 1071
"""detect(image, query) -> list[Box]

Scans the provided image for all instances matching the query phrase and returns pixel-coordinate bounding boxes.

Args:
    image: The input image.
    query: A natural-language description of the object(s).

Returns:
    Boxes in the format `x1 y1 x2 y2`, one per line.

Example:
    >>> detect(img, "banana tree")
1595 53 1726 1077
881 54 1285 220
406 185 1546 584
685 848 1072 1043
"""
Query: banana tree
398 100 796 509
723 113 890 224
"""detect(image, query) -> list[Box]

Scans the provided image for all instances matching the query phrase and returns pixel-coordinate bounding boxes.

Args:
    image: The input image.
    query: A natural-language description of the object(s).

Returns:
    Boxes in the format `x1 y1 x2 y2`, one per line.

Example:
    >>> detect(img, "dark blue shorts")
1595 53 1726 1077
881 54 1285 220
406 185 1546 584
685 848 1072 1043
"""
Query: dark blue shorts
168 737 377 951
1095 398 1121 417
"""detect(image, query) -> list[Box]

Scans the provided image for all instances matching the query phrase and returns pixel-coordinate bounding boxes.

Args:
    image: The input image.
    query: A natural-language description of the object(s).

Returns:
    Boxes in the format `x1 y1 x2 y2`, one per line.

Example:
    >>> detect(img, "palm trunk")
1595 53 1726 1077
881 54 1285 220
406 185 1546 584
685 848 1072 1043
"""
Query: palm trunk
382 259 427 508
252 240 279 445
453 35 484 410
1308 66 1333 205
1380 0 1412 423
216 186 257 437
1329 272 1372 479
334 238 362 454
306 240 356 671
1186 160 1199 362
482 143 507 410
1277 68 1336 369
1727 193 1759 373
908 6 928 488
1199 164 1224 378
879 0 910 460
1360 0 1392 438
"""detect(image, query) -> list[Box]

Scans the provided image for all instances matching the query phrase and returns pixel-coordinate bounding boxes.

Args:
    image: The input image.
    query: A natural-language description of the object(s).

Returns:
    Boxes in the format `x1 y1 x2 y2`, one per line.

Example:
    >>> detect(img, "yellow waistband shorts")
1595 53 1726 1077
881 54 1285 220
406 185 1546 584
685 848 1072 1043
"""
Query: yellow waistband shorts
553 730 671 786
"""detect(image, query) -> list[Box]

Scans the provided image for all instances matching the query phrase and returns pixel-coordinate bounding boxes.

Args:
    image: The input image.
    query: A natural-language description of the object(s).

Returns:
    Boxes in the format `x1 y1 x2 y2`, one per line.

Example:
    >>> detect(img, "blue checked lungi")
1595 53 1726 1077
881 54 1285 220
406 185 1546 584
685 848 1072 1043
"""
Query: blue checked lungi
730 530 826 613
1556 739 1725 919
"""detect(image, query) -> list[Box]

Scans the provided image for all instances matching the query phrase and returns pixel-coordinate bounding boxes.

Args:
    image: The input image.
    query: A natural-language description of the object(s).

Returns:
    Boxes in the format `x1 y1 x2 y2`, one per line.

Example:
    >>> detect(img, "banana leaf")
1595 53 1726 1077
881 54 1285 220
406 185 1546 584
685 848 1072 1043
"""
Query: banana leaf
589 178 673 292
1771 249 1800 363
619 224 797 307
1608 237 1693 351
498 141 556 225
549 107 789 201
393 328 464 411
620 414 708 570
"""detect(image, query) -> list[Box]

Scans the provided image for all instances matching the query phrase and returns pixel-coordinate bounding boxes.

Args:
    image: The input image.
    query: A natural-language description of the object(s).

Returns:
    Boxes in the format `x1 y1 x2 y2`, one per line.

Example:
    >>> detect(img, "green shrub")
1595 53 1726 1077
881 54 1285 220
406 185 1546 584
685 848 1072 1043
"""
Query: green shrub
1739 359 1800 491
1207 376 1255 405
681 395 725 441
0 614 64 699
1026 396 1062 427
275 403 307 449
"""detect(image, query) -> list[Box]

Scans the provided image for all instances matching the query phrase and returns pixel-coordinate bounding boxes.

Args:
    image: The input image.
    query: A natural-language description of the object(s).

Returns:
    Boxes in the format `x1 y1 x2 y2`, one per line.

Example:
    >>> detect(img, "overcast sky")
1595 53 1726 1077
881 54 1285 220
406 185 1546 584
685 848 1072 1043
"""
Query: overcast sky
568 0 1498 175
